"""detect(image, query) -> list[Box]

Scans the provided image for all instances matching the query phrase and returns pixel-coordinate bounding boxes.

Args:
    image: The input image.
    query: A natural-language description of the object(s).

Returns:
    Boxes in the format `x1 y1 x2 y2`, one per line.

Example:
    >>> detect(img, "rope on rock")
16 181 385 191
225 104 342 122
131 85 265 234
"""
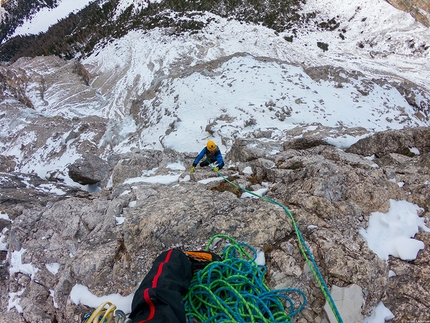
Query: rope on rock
212 169 344 323
184 234 306 323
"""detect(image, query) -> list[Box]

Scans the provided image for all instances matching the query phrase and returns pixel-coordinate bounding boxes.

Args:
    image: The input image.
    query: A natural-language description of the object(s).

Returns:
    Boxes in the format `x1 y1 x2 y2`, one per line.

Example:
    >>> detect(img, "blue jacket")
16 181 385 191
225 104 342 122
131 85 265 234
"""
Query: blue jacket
193 146 224 167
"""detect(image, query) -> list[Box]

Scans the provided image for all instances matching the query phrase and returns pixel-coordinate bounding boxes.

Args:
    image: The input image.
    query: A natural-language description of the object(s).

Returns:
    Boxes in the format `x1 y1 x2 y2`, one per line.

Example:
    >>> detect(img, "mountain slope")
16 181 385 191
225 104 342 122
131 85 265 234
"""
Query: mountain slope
1 0 429 94
1 0 429 182
0 1 430 323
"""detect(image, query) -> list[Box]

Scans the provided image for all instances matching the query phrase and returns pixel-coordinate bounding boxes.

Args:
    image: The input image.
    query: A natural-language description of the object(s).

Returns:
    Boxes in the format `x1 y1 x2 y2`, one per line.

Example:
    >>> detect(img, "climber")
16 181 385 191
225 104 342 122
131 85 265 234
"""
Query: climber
190 140 224 173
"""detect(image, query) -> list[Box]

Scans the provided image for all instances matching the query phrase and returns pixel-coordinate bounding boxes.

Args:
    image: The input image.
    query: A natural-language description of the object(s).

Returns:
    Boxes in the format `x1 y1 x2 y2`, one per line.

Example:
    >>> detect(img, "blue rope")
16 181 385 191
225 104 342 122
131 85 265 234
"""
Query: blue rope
213 170 344 323
184 235 306 322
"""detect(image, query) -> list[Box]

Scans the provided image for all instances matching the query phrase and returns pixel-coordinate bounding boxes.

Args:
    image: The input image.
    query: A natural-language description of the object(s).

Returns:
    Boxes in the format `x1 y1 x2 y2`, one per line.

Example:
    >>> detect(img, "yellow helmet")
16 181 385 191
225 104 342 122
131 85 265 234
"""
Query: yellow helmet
206 140 216 152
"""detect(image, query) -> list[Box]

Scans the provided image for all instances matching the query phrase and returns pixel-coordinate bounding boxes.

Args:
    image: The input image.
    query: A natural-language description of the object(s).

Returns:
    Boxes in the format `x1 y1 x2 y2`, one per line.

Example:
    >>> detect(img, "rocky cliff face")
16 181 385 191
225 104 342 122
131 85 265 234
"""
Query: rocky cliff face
1 127 429 323
386 0 430 26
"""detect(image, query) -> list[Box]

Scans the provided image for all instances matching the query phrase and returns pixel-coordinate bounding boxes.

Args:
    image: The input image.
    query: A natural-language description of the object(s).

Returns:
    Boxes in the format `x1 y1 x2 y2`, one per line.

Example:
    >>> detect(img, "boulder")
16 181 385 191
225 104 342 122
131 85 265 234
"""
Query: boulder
68 153 109 185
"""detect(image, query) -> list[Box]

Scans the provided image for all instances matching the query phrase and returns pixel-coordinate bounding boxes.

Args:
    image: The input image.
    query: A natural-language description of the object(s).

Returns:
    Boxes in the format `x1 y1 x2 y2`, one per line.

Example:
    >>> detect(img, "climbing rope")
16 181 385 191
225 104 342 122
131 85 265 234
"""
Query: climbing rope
212 169 344 323
184 234 306 323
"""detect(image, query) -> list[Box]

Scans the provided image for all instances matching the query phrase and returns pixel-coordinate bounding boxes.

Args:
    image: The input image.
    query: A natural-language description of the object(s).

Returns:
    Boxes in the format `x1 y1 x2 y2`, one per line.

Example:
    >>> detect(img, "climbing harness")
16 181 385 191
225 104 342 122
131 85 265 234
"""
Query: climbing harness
184 234 306 323
82 302 128 323
211 168 344 323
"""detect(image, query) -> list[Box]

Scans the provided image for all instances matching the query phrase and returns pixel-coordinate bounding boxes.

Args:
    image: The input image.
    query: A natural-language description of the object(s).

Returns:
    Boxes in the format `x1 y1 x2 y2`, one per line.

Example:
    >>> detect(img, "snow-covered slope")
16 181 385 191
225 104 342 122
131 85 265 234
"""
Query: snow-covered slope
0 0 429 183
297 0 430 89
79 0 430 154
7 0 429 89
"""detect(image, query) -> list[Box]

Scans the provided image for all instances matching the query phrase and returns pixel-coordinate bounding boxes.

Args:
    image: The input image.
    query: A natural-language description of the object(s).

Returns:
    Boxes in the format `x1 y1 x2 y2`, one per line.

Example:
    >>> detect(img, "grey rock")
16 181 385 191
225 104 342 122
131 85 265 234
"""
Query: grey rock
68 153 109 185
346 127 430 157
225 139 283 162
324 284 364 323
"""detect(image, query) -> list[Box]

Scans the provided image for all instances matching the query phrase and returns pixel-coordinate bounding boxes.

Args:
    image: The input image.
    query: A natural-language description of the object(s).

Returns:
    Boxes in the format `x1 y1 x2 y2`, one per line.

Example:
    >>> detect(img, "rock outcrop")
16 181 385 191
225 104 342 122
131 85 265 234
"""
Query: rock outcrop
1 128 429 323
68 153 110 185
346 126 430 157
386 0 430 27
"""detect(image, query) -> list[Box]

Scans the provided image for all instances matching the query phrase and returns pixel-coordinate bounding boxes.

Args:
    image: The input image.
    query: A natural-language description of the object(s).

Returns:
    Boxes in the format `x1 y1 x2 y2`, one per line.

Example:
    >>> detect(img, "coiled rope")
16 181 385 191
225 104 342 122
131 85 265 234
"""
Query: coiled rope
184 234 306 322
211 170 344 323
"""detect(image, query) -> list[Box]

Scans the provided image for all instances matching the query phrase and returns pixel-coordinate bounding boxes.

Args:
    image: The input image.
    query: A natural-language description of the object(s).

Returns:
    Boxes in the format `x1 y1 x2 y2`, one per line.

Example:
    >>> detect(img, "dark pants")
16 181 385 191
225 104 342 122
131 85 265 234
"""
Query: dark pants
128 250 192 323
200 160 224 169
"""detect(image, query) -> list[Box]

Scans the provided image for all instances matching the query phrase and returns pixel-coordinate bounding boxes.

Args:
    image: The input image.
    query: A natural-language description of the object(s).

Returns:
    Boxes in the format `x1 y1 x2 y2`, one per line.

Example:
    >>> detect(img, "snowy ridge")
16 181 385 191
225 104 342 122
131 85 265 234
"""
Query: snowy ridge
5 0 430 91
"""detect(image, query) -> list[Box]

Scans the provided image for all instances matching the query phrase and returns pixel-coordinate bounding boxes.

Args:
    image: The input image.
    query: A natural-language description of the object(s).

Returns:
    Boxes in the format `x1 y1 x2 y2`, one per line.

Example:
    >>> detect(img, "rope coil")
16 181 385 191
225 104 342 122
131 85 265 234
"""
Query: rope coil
184 235 306 322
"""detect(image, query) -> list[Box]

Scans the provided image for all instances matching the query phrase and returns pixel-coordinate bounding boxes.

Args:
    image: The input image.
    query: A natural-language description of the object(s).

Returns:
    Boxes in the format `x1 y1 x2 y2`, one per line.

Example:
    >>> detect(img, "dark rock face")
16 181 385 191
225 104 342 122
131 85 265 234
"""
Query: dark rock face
0 172 76 210
1 129 429 323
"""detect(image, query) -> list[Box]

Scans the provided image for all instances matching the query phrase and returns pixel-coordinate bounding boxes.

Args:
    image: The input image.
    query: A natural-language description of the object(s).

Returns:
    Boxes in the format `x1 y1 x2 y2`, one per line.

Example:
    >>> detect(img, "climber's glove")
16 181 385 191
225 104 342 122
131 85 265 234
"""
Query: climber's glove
213 167 219 172
190 166 196 173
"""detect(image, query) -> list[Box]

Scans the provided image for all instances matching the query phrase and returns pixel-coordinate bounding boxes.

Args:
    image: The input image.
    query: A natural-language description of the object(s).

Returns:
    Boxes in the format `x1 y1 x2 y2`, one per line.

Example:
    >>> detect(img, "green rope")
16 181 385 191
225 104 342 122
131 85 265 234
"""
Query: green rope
213 170 344 323
184 234 306 323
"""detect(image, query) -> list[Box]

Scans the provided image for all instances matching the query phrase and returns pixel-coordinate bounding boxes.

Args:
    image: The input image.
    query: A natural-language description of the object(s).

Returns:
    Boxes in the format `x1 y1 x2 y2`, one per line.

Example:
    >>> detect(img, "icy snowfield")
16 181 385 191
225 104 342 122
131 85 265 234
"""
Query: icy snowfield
0 0 429 180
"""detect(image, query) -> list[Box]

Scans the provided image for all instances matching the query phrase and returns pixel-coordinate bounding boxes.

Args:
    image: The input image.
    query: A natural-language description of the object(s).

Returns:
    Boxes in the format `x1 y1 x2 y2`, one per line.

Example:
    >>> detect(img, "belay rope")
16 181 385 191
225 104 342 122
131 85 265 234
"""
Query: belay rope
205 169 345 323
184 234 306 322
